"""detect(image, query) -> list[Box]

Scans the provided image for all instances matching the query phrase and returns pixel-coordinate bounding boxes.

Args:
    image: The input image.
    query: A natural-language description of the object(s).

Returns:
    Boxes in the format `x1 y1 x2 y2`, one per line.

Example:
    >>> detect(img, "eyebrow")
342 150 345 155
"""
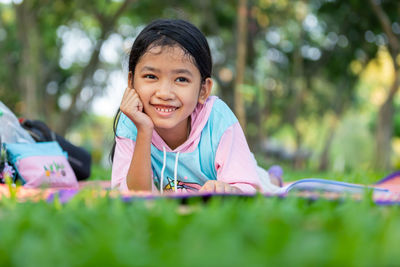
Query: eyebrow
140 66 193 77
140 66 159 73
172 69 193 77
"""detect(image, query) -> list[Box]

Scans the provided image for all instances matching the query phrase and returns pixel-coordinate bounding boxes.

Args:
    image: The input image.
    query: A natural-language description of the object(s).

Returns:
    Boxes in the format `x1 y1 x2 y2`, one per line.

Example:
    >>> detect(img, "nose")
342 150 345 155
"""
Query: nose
155 80 174 100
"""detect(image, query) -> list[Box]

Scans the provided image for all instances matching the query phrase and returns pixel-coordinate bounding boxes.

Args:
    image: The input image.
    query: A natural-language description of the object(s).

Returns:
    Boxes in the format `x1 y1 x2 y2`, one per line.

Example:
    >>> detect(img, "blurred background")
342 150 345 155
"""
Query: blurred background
0 0 399 177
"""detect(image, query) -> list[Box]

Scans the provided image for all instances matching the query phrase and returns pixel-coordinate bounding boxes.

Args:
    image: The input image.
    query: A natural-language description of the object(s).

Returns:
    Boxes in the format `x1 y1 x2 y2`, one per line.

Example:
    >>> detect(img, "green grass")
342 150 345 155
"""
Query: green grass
89 164 112 180
0 167 399 266
0 194 399 266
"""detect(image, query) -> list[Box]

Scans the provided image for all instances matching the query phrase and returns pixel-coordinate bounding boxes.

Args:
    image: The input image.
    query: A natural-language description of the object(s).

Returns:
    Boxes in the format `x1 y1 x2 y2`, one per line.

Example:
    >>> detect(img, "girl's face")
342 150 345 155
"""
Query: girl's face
132 45 212 144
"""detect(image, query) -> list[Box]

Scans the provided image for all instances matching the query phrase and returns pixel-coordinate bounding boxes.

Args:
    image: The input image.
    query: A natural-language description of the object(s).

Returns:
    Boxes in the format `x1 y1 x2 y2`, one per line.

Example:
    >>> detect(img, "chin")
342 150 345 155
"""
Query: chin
153 120 178 130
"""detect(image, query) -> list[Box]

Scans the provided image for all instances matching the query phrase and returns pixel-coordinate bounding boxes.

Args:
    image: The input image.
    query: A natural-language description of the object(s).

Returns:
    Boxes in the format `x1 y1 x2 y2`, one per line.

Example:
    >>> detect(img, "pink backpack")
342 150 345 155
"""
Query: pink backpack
4 141 78 188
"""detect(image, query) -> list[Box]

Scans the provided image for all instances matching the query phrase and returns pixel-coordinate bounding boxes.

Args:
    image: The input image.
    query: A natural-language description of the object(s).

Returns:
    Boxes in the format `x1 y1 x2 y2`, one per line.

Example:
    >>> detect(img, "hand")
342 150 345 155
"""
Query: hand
120 73 153 132
199 181 242 194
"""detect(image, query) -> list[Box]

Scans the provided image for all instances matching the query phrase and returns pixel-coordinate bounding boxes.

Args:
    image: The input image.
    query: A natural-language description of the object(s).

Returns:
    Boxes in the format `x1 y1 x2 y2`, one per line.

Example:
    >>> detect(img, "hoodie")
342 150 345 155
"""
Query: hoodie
111 96 261 194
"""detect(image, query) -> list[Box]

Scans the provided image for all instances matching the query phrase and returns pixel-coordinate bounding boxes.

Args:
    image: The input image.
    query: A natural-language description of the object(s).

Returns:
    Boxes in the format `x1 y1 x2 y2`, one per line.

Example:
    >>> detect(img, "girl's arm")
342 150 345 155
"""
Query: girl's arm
112 132 153 191
111 137 157 191
118 73 154 191
125 128 153 191
214 122 261 193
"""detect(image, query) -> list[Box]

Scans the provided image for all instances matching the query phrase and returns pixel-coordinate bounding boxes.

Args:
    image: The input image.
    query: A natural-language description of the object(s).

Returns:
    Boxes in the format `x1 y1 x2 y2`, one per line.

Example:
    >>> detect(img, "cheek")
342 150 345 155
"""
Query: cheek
133 81 150 98
181 89 200 104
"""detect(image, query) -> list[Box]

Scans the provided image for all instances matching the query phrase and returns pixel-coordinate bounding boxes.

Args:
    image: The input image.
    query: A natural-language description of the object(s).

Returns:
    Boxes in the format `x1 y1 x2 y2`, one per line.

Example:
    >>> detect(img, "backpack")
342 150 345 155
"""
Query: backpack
20 119 91 181
5 141 79 188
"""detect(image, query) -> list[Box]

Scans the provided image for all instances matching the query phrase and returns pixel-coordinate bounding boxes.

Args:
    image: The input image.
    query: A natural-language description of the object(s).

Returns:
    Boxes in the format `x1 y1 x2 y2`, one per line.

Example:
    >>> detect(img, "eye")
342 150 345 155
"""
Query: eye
176 77 189 83
144 74 157 79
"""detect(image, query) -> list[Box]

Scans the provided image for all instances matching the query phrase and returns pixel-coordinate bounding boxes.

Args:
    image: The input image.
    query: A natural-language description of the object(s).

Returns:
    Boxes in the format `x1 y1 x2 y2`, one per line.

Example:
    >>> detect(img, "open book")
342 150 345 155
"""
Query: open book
275 178 390 195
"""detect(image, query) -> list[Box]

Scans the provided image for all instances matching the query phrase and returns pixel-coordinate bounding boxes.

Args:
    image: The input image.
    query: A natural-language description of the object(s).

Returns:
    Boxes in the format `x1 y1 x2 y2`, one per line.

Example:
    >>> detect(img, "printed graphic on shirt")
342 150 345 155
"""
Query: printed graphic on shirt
156 176 202 192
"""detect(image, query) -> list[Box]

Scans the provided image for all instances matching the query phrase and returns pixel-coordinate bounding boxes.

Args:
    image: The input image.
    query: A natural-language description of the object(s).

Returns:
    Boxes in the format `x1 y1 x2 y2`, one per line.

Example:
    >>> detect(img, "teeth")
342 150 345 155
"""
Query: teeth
156 107 176 113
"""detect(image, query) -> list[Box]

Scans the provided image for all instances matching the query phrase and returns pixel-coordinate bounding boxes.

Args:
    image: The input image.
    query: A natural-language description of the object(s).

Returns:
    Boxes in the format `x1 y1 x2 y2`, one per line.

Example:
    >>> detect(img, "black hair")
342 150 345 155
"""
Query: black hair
110 19 213 162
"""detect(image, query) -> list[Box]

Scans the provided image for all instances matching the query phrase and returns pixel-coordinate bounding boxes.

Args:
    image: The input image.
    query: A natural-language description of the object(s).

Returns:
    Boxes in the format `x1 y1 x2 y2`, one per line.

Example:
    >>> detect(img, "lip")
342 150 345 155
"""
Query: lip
152 104 179 117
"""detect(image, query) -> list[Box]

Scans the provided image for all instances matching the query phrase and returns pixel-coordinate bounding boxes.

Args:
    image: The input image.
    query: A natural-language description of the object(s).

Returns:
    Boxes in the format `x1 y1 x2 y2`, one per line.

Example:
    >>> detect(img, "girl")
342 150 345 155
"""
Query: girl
111 19 282 194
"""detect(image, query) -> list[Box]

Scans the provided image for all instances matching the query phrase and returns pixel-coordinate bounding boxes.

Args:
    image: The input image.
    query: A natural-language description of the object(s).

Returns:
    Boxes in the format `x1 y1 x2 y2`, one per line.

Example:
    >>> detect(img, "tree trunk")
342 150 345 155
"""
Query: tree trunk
318 116 339 171
290 19 307 169
15 2 41 119
375 100 393 170
375 71 399 170
256 97 268 152
234 0 248 131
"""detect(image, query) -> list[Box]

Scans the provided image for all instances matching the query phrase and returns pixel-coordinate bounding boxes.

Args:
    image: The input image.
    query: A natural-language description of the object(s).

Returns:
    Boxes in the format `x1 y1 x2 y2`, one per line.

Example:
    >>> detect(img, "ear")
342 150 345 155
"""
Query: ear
198 78 213 104
128 71 134 88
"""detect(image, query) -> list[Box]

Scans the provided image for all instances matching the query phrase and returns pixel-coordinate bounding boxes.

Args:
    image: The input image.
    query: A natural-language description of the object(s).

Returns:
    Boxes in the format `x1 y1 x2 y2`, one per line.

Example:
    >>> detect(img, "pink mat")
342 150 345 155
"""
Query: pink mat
374 171 400 193
1 171 400 205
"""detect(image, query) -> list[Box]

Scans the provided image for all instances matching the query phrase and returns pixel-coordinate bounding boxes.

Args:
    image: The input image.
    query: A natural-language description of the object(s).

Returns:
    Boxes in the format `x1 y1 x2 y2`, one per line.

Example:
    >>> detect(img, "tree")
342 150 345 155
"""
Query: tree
317 0 399 170
246 0 362 169
1 0 171 135
369 0 400 170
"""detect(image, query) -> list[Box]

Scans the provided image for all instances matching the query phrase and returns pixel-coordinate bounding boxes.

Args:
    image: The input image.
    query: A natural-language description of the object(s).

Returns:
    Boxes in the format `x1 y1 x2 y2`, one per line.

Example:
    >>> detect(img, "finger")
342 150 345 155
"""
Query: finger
224 184 234 194
124 89 138 103
199 183 209 192
129 94 143 112
120 90 135 109
215 182 225 193
135 95 143 112
125 88 142 107
121 87 132 101
128 89 138 102
199 181 215 192
231 186 241 194
121 92 140 114
121 87 138 107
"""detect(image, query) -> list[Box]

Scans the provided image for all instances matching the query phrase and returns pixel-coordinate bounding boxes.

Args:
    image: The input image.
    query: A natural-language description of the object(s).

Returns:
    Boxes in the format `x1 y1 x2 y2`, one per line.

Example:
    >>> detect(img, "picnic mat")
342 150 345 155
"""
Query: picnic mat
1 171 400 205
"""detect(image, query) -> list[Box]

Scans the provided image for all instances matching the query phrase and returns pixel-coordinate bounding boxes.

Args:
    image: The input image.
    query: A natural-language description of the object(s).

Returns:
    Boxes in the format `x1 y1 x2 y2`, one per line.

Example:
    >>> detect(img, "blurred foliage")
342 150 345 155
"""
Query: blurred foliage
66 114 114 166
0 0 399 173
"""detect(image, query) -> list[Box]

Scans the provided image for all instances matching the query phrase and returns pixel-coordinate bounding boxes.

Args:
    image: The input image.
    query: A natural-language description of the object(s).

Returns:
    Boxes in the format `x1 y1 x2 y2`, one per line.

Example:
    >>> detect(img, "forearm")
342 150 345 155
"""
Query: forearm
126 129 153 191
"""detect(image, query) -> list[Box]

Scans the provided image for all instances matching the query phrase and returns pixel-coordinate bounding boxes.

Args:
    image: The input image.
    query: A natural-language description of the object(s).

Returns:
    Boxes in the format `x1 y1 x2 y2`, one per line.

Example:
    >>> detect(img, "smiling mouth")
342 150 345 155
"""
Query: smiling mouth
155 107 177 112
153 105 178 114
